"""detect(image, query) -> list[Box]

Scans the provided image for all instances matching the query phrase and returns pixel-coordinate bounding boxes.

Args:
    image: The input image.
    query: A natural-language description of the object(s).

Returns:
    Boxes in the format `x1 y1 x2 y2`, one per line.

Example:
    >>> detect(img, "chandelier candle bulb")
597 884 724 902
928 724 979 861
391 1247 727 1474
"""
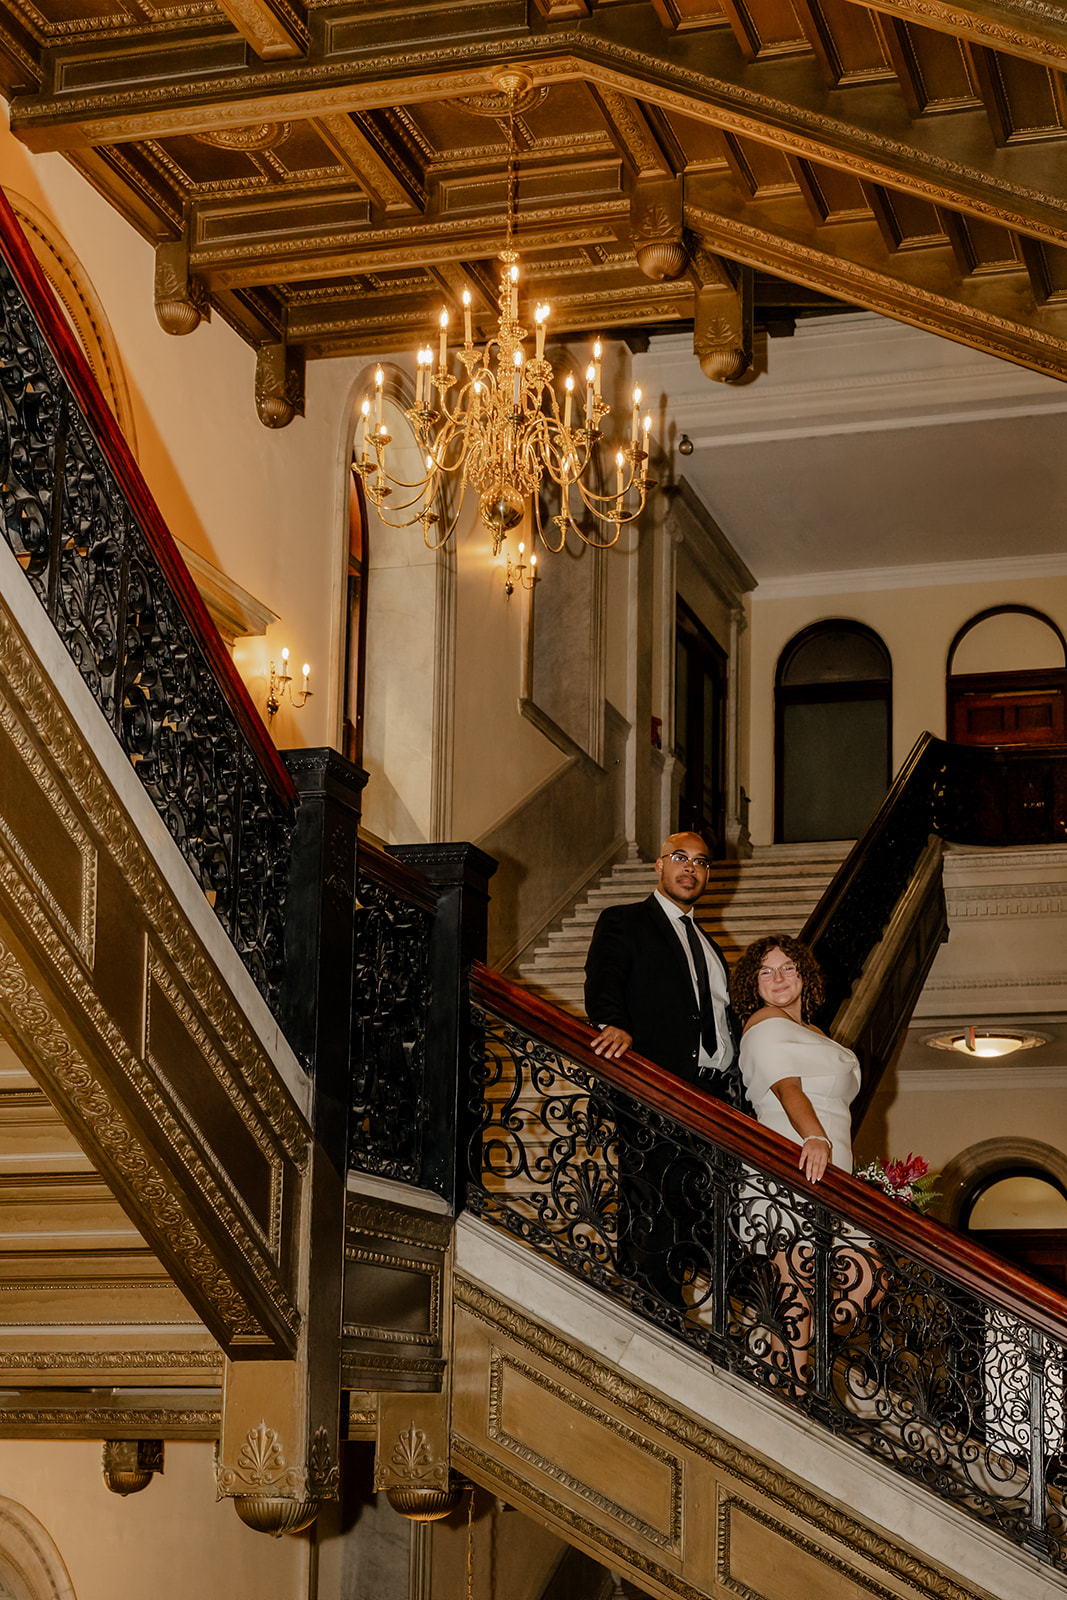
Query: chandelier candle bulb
631 387 642 444
374 366 384 425
585 364 595 427
535 305 548 363
513 349 523 407
593 339 602 399
438 311 449 370
563 374 574 431
360 398 370 455
616 450 624 498
462 290 473 347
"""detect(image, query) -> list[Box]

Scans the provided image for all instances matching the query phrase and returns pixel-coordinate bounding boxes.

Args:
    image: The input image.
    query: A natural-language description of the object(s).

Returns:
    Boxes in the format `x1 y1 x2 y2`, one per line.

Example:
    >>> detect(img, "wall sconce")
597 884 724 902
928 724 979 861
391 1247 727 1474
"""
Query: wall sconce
267 647 312 723
504 542 538 600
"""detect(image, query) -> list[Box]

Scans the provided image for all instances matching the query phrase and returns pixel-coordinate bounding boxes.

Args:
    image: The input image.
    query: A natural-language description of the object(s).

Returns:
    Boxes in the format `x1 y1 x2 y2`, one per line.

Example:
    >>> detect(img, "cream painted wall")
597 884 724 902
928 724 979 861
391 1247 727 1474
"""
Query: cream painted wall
451 507 568 844
747 575 1067 845
0 1441 307 1599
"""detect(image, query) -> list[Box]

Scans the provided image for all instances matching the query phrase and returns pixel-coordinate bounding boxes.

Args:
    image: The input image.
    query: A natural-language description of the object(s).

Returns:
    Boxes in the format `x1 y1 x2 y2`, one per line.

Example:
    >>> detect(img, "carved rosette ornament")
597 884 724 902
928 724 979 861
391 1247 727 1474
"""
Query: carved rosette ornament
217 1420 338 1535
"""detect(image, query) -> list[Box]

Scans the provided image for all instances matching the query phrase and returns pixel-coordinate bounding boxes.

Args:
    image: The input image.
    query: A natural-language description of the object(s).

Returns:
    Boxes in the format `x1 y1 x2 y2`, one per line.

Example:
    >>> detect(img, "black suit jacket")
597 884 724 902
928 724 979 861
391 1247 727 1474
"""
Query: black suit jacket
584 895 746 1108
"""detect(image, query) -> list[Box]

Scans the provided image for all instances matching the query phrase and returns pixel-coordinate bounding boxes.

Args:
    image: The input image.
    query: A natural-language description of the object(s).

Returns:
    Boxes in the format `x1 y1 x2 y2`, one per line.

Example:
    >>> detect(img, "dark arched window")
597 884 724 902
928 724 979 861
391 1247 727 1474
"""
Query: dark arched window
947 605 1067 747
775 620 892 843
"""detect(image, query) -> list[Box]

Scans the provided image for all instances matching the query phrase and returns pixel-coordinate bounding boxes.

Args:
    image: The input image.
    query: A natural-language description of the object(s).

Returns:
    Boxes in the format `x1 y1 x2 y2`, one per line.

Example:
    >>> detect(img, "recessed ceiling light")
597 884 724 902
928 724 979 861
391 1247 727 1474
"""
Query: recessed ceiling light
925 1028 1048 1058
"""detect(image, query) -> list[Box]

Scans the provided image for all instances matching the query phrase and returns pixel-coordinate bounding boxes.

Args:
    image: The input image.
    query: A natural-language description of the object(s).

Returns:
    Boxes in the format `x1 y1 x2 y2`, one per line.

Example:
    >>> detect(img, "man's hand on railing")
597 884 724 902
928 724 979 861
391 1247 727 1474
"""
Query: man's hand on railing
591 1024 632 1060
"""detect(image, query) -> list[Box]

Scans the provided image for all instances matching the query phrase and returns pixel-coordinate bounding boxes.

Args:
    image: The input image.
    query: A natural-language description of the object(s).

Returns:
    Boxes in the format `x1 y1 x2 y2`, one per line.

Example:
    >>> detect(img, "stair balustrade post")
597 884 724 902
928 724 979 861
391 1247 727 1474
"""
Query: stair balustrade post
389 843 497 1211
280 747 368 1170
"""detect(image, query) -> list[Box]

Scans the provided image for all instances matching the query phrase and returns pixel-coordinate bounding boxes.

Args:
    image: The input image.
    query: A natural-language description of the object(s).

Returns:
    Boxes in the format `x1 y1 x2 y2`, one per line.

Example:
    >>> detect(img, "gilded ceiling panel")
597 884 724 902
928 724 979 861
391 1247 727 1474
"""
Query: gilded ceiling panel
0 0 1062 377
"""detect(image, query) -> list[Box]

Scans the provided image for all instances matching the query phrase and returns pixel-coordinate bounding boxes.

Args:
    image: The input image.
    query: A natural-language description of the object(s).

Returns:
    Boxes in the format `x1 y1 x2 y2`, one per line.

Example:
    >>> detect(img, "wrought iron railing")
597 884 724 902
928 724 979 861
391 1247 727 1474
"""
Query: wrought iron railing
803 730 1067 1023
469 965 1067 1569
0 191 296 1008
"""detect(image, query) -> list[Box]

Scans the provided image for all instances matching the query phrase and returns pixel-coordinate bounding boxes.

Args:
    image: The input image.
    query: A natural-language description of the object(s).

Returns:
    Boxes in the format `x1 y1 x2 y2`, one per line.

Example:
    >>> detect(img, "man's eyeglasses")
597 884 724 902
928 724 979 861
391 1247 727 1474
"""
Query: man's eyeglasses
666 850 710 869
759 963 798 981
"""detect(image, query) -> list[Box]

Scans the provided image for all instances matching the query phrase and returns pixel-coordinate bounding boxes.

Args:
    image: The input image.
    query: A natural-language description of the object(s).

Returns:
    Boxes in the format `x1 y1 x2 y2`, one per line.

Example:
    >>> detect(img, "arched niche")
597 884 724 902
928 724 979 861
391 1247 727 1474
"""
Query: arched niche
774 619 892 843
353 364 456 843
947 605 1067 746
3 189 136 449
0 1497 75 1600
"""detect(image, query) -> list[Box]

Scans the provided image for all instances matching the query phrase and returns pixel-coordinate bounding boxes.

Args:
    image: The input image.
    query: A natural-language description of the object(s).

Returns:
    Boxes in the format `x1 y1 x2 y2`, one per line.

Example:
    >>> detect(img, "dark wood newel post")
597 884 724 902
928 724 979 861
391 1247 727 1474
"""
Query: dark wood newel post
388 843 497 1211
280 747 368 1170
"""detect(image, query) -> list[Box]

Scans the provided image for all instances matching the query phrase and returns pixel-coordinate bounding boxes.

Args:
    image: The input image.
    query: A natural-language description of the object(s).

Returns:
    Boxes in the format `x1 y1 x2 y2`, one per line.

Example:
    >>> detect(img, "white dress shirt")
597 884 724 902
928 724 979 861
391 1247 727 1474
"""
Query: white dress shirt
653 890 735 1074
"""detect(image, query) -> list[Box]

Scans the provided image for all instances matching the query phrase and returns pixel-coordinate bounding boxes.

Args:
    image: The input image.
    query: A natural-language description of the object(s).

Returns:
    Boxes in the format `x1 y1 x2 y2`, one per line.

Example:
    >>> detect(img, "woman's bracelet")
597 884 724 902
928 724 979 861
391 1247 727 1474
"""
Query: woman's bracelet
802 1135 832 1148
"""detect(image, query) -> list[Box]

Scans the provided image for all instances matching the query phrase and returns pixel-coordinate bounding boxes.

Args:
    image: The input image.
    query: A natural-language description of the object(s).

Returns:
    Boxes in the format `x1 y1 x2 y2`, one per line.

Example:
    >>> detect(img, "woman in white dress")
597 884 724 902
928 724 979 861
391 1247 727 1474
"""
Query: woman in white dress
732 934 860 1182
730 934 873 1385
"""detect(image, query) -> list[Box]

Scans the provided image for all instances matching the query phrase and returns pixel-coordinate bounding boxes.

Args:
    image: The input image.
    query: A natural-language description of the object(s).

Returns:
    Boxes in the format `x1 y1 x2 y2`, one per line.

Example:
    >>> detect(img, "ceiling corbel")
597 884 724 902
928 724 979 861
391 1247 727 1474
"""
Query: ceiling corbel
154 236 211 336
687 236 754 382
255 339 305 428
631 174 688 281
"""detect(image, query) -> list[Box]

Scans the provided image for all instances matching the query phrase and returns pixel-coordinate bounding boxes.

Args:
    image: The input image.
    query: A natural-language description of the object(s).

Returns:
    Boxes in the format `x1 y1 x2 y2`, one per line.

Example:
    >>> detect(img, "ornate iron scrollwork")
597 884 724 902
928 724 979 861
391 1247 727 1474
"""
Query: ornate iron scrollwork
469 1003 1067 1570
349 873 432 1182
0 250 293 1011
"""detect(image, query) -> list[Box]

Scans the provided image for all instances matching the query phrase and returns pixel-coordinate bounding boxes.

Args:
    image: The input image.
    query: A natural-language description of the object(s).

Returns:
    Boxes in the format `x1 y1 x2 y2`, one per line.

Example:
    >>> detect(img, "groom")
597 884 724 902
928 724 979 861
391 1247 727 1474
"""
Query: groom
584 831 746 1109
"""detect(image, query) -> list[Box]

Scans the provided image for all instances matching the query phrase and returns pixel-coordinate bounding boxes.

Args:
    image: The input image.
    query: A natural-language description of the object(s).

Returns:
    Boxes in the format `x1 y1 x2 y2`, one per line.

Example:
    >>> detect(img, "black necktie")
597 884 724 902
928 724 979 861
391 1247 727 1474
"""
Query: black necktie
683 916 718 1057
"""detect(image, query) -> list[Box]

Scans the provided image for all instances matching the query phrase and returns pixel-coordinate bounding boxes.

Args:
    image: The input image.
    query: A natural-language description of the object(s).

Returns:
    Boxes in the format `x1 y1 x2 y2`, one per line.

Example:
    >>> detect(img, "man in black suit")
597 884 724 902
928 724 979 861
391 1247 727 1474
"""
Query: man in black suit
584 831 747 1309
584 831 745 1107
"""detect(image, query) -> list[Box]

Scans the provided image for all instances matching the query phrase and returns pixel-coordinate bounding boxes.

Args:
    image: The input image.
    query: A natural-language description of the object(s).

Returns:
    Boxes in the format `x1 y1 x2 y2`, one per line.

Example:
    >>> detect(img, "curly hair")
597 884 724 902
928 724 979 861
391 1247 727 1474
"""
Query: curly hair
730 934 825 1024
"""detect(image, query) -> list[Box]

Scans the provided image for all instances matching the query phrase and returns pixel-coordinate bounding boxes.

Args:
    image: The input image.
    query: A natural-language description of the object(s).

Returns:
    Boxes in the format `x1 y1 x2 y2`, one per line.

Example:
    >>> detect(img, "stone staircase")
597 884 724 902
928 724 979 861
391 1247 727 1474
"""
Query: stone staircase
514 841 852 1016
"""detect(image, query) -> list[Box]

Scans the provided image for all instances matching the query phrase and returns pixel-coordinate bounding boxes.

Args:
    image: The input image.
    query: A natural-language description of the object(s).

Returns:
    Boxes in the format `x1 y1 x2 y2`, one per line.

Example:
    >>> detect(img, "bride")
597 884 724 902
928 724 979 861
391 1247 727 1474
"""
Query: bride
730 933 876 1387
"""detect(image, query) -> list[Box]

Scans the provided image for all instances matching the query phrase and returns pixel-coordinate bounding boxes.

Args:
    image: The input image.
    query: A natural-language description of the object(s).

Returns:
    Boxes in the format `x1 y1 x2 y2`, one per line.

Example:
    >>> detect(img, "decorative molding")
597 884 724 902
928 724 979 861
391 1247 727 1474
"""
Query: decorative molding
0 934 268 1343
946 883 1067 918
0 1349 222 1370
486 1348 683 1551
717 1496 904 1600
344 1197 454 1250
754 551 1067 600
454 1275 994 1600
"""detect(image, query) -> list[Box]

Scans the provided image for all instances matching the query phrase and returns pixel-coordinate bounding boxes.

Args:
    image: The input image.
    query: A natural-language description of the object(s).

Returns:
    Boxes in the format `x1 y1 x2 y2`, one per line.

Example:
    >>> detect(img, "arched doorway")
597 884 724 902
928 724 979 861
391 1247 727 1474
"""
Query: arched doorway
947 605 1067 746
774 621 892 843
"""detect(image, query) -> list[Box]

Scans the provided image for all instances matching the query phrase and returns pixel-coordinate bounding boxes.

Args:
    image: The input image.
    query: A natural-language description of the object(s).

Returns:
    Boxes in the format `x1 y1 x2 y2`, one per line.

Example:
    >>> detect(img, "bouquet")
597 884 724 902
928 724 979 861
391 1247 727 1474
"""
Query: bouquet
855 1153 939 1212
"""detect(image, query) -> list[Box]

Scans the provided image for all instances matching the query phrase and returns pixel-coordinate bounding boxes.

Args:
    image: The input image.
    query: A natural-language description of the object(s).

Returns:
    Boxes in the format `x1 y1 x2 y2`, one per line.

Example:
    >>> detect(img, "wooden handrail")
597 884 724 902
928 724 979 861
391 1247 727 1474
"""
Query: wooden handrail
0 190 295 807
471 960 1067 1341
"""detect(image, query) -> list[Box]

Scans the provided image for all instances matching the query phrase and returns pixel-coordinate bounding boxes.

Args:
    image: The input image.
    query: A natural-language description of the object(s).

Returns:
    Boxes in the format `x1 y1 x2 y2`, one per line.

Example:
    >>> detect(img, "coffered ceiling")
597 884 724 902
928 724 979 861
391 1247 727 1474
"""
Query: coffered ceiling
0 0 1065 399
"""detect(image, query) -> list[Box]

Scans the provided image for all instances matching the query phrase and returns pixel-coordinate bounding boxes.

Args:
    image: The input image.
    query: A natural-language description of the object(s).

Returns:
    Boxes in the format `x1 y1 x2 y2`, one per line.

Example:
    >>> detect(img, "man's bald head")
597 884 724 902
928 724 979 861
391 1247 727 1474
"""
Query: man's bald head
655 831 711 910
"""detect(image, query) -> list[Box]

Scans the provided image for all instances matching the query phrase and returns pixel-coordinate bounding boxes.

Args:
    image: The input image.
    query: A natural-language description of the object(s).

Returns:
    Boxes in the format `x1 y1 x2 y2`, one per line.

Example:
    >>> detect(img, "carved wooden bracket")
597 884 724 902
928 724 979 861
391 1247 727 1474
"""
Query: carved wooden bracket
255 341 306 429
154 239 210 337
102 1438 164 1496
631 177 687 282
376 1394 462 1522
688 243 754 383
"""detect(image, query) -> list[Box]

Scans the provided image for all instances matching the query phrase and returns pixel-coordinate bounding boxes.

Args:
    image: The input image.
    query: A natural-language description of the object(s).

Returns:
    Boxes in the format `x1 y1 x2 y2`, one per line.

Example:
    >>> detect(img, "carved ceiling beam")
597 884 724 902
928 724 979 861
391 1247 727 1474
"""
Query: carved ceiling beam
215 0 307 60
10 35 1067 250
190 209 629 289
684 171 1067 379
861 0 1067 72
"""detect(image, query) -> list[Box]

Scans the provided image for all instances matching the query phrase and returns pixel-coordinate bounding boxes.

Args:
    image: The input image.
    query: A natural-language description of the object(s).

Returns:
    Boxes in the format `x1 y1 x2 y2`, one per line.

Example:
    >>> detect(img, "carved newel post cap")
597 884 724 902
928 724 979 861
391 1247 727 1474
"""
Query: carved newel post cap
385 1483 465 1521
233 1494 322 1537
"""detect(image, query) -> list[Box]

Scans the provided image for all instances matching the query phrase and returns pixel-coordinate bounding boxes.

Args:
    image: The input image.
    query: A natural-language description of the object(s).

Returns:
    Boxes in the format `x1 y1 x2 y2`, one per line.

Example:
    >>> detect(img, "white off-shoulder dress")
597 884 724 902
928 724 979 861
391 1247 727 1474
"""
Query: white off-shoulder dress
740 1017 860 1170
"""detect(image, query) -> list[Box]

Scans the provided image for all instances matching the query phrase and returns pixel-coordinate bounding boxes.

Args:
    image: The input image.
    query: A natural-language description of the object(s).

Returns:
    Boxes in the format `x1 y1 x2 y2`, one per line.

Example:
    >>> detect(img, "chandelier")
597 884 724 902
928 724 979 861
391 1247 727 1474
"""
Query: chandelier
353 70 654 558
